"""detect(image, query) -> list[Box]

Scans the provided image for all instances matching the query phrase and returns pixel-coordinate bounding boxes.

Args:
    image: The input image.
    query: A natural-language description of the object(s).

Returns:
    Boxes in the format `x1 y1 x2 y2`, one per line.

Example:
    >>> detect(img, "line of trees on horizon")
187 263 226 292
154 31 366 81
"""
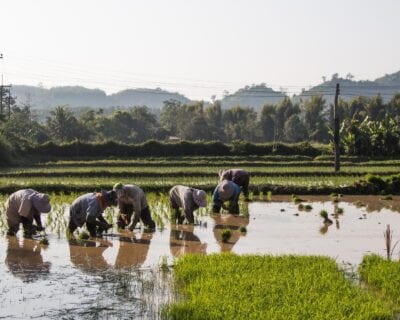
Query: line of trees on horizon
1 92 400 157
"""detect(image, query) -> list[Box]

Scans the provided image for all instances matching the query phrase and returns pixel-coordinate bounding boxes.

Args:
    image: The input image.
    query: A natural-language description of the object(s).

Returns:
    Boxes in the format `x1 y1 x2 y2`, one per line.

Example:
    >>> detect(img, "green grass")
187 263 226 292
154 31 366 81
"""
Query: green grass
166 254 392 320
359 254 400 311
0 157 399 195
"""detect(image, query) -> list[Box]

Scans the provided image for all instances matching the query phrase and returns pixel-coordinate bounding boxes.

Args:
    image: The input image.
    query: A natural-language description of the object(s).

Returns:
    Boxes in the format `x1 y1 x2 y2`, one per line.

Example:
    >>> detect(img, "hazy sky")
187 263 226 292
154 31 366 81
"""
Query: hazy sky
1 0 399 100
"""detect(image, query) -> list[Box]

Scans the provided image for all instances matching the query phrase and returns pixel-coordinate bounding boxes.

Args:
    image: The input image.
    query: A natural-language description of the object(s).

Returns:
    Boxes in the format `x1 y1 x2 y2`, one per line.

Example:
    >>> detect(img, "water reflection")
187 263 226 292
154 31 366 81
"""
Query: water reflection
346 197 400 213
319 223 332 235
115 231 153 268
211 214 249 252
69 239 112 272
5 236 51 282
169 225 207 257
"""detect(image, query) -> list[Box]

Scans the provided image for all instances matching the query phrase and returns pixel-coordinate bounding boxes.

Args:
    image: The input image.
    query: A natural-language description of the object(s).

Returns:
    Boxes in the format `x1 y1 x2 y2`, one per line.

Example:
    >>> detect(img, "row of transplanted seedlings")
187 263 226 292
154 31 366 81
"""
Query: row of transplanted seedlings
0 192 249 237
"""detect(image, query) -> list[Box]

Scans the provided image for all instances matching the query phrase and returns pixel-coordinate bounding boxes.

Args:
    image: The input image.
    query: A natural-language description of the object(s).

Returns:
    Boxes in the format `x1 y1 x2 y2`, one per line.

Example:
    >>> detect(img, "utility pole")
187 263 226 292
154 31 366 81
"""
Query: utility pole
0 53 3 115
0 84 3 115
333 83 340 172
8 85 12 118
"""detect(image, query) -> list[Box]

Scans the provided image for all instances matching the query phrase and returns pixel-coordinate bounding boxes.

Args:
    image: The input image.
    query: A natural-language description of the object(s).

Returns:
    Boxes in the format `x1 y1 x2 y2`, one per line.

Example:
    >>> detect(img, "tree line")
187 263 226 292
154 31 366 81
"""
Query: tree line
0 92 400 158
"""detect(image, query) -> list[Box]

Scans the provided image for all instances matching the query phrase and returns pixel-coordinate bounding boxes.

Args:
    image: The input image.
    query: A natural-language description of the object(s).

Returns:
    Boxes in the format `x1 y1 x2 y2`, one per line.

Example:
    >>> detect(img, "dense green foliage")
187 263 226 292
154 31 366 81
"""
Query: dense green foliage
23 140 322 159
1 93 399 157
0 134 13 166
359 255 400 310
166 254 392 319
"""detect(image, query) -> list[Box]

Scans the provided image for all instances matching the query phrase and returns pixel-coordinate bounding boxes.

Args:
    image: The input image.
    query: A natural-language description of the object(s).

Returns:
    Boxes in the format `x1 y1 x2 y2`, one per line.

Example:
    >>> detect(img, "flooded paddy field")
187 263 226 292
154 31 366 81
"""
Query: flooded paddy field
1 195 400 319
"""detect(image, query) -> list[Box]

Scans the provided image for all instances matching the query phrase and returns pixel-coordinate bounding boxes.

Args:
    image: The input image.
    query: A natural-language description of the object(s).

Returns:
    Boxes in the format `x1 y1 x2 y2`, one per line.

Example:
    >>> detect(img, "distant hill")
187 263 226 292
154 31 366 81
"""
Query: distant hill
221 84 286 110
10 85 191 109
295 71 400 104
9 70 400 110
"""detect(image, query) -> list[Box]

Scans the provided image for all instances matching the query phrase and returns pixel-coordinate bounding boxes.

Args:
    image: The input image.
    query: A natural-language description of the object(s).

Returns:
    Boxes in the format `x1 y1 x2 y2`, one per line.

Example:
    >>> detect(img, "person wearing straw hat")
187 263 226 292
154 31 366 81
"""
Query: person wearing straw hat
218 168 250 201
113 183 156 230
169 185 207 224
68 190 116 237
212 180 241 214
5 189 51 237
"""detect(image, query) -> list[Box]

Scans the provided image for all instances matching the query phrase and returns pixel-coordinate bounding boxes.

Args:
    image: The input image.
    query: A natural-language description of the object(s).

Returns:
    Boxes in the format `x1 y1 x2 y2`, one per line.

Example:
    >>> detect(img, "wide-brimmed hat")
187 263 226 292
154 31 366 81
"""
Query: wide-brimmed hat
193 189 207 207
31 193 51 213
102 190 117 206
218 180 235 201
113 182 124 191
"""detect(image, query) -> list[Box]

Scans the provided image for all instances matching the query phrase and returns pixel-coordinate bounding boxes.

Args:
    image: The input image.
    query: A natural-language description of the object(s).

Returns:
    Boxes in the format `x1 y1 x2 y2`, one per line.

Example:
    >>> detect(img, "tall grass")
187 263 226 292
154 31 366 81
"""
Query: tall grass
166 254 392 320
359 255 400 311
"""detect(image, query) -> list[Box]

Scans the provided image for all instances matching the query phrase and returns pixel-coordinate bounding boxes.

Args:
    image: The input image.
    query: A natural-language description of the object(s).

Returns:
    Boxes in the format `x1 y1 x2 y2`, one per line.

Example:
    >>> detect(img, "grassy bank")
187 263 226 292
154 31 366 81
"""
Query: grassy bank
359 255 400 311
166 254 392 319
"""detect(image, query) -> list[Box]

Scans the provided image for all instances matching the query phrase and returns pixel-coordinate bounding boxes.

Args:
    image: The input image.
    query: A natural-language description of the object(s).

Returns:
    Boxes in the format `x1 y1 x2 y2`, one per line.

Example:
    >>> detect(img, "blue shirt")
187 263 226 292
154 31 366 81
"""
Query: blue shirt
212 181 241 204
69 193 104 227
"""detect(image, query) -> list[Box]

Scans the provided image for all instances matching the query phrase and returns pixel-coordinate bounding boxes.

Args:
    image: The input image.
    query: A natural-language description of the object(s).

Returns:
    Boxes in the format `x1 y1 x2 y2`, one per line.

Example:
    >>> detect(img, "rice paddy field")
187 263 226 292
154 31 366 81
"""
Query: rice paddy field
1 156 400 319
0 156 399 194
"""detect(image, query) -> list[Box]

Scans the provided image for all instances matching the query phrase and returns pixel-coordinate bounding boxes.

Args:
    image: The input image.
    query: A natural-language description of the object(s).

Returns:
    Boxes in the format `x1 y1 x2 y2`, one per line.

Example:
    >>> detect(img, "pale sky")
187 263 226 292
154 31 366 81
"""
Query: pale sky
0 0 399 100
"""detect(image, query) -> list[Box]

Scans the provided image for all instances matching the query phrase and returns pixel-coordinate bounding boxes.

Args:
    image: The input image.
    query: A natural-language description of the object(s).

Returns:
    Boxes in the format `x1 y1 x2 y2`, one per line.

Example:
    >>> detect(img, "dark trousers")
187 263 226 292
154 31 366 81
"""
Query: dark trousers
8 216 37 237
169 197 189 224
233 174 250 198
117 204 155 229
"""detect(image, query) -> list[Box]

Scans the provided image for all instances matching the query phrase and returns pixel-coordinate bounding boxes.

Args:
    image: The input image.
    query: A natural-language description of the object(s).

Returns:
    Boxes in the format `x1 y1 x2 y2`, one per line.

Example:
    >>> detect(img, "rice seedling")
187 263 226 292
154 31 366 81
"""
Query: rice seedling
39 237 49 245
266 191 272 202
239 201 249 218
239 226 247 234
320 210 333 224
0 202 8 234
335 207 344 214
359 254 400 309
291 194 304 204
46 204 68 237
79 230 90 240
304 204 313 211
221 229 232 243
167 254 392 319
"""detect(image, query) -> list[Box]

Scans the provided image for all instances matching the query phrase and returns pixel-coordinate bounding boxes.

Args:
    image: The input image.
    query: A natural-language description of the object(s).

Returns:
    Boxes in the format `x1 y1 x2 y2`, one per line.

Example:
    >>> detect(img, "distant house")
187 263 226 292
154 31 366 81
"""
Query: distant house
168 136 181 142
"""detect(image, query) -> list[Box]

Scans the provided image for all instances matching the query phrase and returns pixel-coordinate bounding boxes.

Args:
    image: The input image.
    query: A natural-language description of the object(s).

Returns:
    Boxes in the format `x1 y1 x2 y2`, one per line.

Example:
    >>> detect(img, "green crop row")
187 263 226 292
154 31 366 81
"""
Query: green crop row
1 165 399 177
0 173 399 195
165 254 392 319
36 159 400 168
359 255 400 311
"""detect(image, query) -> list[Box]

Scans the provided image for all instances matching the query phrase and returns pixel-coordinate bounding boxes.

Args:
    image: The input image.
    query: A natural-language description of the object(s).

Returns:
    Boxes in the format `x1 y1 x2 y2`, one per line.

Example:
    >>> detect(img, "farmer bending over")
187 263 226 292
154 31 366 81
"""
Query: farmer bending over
6 189 51 237
219 168 250 201
113 183 156 230
68 190 116 237
169 185 207 224
212 180 241 215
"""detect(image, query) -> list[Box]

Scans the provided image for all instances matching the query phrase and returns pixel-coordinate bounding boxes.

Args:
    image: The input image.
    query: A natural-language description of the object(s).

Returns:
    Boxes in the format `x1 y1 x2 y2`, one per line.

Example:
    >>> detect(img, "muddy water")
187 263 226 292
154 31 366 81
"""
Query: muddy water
1 195 400 319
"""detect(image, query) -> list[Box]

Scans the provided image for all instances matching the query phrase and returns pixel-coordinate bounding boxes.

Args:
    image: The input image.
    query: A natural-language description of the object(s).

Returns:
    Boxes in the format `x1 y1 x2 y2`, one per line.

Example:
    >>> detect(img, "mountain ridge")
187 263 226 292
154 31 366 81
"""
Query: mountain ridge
9 70 400 110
